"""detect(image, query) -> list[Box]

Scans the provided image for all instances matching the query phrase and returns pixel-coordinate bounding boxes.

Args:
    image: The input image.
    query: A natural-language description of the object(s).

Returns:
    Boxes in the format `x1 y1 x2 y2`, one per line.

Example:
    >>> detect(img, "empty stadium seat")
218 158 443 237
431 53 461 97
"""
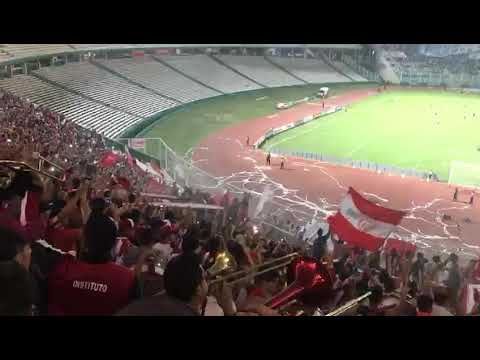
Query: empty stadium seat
34 62 179 118
159 54 263 93
97 56 221 102
267 56 351 83
215 55 304 87
332 61 367 81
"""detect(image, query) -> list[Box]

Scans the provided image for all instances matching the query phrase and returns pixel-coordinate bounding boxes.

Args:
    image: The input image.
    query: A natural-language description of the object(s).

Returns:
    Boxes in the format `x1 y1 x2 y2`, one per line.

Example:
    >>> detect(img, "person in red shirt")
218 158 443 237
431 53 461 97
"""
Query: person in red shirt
44 200 82 254
32 213 139 316
0 170 46 242
237 269 283 316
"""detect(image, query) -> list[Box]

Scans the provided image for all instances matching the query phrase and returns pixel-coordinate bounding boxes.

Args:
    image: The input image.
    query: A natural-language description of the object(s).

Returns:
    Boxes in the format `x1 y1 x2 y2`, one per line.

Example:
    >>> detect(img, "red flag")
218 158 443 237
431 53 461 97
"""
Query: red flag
327 187 407 251
383 238 417 255
99 151 119 168
125 147 135 168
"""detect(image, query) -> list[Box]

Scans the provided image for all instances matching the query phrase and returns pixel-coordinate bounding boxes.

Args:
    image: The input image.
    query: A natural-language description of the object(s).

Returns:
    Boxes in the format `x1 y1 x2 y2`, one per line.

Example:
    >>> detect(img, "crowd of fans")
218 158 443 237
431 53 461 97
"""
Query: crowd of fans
382 44 480 80
1 89 480 317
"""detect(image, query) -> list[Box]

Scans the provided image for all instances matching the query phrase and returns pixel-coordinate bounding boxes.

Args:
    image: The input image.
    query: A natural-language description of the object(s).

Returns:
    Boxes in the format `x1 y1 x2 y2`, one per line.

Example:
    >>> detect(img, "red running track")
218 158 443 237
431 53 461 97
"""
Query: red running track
192 89 480 260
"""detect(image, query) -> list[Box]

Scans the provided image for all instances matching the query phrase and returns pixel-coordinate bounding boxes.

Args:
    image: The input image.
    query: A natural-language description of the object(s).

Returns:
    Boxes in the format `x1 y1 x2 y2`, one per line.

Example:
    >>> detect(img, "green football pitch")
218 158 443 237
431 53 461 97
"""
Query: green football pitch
137 83 374 155
262 89 480 181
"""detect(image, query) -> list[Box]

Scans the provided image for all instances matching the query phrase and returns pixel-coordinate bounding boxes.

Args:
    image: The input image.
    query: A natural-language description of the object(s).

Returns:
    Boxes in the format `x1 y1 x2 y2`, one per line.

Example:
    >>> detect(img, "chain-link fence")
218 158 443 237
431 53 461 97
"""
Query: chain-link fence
114 137 327 243
269 147 435 181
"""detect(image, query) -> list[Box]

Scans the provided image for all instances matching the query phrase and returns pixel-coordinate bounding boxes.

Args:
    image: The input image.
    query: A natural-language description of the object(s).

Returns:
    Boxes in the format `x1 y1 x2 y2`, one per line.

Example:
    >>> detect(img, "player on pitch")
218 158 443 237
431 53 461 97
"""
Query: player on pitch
280 156 286 170
246 136 250 147
266 152 271 166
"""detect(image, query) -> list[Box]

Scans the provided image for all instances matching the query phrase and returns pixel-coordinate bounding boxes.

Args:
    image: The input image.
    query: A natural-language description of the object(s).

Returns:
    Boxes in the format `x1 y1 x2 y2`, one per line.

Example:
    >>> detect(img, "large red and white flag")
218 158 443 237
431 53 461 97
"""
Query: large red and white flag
327 187 407 251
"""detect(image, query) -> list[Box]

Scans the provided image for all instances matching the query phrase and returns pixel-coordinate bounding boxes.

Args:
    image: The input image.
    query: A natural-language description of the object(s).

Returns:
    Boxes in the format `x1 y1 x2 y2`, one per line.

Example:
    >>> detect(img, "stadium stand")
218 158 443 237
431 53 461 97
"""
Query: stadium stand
34 62 180 118
3 45 480 318
157 54 263 93
69 44 134 51
96 56 221 103
0 75 142 138
0 44 74 61
267 56 351 83
214 55 304 87
0 45 14 62
331 61 367 81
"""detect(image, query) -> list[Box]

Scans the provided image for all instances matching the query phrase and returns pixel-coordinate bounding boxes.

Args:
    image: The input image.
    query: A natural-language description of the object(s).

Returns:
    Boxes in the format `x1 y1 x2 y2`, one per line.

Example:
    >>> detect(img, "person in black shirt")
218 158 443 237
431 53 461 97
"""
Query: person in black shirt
312 227 331 261
117 253 221 316
0 260 34 316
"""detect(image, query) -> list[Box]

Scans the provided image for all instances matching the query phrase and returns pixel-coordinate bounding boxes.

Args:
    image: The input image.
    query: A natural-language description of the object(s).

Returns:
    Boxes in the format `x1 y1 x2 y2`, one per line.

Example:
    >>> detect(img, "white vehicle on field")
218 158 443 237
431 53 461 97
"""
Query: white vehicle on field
276 102 290 110
317 87 329 98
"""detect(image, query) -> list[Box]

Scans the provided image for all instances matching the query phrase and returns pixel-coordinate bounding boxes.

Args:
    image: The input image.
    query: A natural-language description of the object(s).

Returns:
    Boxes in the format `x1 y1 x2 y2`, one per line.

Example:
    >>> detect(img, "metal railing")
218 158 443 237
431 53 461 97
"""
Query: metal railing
269 147 436 181
114 137 325 243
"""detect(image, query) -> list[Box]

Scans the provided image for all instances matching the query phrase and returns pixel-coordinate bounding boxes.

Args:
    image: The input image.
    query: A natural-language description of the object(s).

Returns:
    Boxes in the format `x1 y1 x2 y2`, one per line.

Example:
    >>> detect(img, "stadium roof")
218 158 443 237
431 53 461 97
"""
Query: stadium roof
0 44 363 65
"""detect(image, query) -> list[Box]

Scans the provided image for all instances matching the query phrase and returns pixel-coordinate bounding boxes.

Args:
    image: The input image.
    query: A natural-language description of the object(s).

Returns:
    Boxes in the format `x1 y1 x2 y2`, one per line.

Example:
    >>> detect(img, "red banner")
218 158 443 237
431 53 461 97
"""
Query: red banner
131 50 145 57
129 138 145 150
154 48 172 55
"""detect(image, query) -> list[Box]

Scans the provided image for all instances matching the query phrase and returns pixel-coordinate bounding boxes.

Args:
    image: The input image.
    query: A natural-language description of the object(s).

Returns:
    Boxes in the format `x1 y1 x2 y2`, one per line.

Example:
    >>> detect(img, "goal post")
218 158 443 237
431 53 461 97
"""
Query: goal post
448 161 480 189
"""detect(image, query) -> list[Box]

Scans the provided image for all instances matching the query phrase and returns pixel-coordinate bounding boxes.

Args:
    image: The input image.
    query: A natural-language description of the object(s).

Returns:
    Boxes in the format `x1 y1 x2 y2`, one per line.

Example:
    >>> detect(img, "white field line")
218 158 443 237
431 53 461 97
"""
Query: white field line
344 140 370 158
264 116 338 150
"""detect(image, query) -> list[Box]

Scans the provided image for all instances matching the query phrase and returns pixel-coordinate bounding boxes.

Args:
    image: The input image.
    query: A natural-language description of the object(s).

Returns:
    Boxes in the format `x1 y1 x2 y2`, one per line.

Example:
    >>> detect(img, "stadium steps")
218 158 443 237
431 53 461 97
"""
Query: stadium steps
31 72 146 119
91 59 184 104
151 55 226 95
263 56 309 84
209 54 267 88
339 58 370 80
317 51 356 81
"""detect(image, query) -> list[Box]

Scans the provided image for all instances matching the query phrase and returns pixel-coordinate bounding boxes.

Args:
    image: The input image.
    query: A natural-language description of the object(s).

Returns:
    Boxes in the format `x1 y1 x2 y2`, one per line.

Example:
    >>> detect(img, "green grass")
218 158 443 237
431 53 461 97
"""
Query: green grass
138 83 375 155
262 89 480 181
